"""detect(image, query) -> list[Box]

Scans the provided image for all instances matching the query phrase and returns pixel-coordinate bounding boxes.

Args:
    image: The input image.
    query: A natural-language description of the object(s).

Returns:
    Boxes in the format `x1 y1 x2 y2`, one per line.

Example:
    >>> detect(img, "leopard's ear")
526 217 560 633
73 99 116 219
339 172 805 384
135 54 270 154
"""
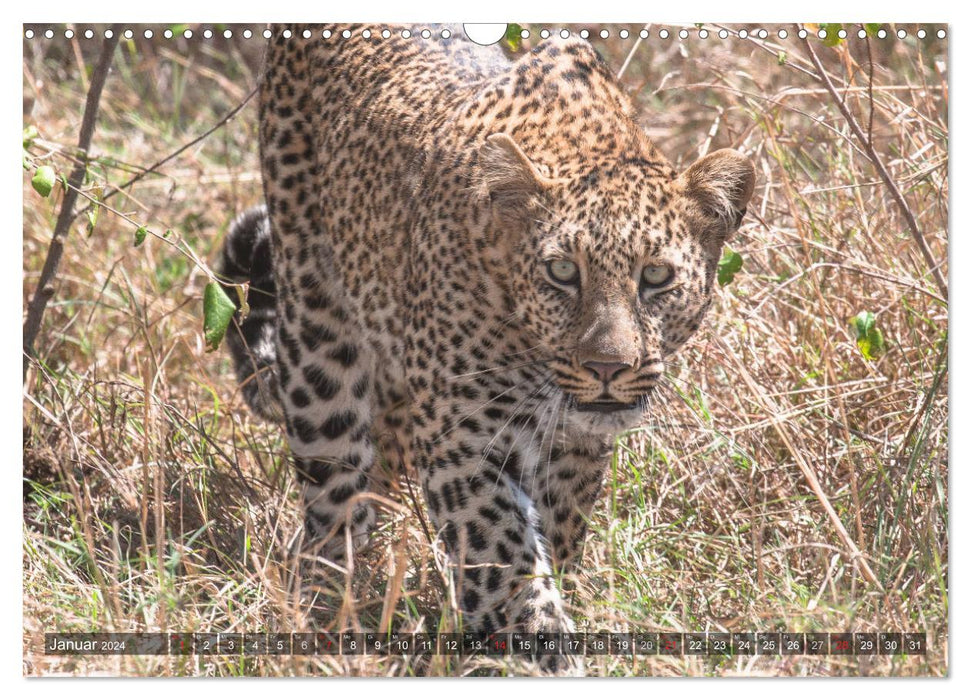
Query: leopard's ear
679 149 756 243
478 134 556 213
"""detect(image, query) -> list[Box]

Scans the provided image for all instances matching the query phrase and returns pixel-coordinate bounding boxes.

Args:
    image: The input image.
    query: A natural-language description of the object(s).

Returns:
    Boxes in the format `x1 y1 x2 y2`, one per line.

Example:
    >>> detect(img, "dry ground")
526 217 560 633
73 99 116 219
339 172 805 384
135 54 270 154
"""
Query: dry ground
22 23 948 676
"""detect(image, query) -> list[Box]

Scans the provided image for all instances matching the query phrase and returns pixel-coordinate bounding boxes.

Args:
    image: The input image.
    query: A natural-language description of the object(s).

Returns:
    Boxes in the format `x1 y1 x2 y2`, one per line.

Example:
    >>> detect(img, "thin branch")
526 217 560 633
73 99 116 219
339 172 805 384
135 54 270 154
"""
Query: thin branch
865 32 875 148
57 175 222 284
713 24 823 82
617 24 649 80
802 35 948 300
23 25 122 382
72 86 258 224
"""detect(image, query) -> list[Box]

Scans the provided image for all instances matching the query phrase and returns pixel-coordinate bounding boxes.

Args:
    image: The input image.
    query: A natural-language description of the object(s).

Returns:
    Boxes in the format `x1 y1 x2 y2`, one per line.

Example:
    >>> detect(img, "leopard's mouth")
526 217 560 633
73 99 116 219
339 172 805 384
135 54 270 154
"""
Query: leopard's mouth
563 393 649 434
574 401 638 414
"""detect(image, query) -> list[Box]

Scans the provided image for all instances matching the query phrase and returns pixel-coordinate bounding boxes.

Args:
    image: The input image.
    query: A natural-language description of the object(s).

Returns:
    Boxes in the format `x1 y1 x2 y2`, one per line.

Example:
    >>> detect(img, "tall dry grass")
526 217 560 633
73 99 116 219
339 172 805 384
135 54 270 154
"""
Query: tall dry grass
22 23 947 676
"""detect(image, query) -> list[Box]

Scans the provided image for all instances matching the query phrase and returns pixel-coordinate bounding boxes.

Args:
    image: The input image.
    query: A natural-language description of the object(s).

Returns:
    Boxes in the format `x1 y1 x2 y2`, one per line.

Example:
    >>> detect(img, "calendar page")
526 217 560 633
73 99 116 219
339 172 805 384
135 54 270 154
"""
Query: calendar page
22 22 948 678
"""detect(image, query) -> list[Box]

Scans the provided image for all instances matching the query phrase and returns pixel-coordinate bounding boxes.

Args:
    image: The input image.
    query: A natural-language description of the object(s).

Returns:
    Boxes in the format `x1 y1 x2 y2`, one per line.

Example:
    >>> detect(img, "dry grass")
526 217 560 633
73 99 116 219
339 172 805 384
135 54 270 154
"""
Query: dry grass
22 23 947 677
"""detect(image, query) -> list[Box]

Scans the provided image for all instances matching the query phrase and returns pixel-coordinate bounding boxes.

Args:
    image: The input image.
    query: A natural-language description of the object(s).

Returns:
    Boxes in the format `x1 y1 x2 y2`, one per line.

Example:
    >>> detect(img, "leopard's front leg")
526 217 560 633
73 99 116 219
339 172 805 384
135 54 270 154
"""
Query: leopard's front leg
275 300 378 561
409 380 576 635
535 436 614 573
415 409 586 675
260 32 378 562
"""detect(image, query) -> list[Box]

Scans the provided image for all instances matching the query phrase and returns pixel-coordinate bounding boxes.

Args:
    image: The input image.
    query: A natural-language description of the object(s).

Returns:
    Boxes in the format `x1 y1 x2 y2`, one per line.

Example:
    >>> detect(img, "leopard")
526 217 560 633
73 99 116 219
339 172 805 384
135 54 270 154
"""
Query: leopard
217 23 754 671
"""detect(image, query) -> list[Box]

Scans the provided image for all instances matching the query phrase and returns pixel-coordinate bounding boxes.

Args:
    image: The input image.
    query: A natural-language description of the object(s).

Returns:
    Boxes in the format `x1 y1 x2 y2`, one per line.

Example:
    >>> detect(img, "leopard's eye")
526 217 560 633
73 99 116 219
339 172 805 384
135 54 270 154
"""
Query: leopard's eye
547 259 580 286
641 263 674 289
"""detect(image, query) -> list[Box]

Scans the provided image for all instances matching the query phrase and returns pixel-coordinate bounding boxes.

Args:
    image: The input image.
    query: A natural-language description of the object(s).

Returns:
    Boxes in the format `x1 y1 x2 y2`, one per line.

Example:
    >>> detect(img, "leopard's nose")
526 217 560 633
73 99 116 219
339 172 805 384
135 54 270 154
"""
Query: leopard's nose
582 361 631 384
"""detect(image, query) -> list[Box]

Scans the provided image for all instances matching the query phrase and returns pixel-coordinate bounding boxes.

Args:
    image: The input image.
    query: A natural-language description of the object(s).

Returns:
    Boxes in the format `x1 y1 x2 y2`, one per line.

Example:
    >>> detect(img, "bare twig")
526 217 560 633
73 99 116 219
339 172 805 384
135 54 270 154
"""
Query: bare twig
617 25 649 80
714 24 823 82
23 25 121 381
865 33 875 147
802 35 948 300
54 175 223 285
73 86 258 223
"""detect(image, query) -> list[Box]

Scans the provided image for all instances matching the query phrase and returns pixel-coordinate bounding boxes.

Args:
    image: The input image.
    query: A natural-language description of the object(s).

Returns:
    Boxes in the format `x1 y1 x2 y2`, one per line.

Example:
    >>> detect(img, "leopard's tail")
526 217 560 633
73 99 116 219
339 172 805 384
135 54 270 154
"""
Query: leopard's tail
217 205 283 422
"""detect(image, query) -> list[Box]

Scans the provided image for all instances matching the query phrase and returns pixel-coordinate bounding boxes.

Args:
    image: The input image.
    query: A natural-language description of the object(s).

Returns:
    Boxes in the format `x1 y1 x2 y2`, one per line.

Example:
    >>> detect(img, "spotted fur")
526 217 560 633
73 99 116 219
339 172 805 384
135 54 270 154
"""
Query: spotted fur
221 23 754 671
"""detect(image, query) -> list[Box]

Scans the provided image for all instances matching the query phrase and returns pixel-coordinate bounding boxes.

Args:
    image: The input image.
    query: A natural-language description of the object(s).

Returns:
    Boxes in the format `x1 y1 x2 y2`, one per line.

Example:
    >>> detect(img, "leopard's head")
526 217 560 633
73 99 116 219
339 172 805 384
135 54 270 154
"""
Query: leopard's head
480 133 755 432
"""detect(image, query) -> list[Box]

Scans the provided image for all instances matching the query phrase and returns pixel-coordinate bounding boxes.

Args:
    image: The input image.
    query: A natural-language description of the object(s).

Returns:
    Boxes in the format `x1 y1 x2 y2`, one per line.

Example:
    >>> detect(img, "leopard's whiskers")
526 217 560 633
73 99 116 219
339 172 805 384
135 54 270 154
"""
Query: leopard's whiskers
498 381 558 493
432 380 524 445
475 378 555 484
534 392 565 500
444 356 546 382
517 387 561 495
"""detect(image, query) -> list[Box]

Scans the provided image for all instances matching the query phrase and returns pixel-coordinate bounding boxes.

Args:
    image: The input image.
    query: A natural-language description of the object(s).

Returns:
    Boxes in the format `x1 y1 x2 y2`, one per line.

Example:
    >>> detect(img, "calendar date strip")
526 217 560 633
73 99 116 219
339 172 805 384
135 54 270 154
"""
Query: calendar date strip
45 631 927 656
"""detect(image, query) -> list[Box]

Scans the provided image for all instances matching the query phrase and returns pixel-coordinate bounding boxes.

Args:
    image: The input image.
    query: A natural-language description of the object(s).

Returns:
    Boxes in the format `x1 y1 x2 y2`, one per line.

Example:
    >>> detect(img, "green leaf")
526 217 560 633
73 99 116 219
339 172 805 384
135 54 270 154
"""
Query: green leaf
505 23 523 52
777 51 788 66
822 23 844 46
864 23 882 37
868 327 885 354
134 226 148 247
851 310 885 360
23 125 39 149
31 165 56 198
85 209 98 236
202 281 237 352
852 310 875 339
86 185 102 236
717 248 744 286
